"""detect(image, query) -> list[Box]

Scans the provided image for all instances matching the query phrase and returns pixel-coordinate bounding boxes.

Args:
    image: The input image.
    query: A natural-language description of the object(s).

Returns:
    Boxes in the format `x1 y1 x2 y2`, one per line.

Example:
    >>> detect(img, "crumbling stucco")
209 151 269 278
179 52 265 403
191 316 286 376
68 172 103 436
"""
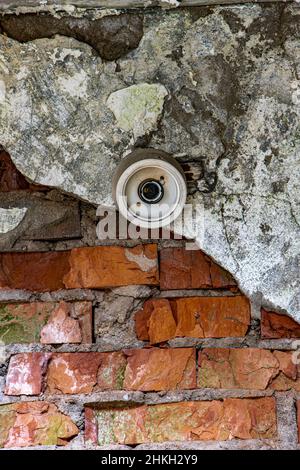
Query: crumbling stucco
0 208 27 233
0 4 299 321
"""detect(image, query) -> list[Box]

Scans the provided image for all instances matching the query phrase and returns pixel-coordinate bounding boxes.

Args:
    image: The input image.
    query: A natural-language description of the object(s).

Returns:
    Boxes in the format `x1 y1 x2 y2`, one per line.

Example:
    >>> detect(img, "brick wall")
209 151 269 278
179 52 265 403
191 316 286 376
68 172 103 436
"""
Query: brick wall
0 153 300 449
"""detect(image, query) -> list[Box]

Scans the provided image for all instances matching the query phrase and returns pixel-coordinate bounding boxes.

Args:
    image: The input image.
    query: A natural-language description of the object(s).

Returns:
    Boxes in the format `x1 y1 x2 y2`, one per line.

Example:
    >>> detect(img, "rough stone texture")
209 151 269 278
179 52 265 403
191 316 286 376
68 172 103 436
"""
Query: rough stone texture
0 191 81 249
135 295 250 344
0 244 158 291
0 207 27 233
123 348 196 391
198 348 300 391
85 397 276 445
160 248 237 290
0 301 92 344
0 401 78 448
0 5 298 320
261 308 300 339
0 13 144 61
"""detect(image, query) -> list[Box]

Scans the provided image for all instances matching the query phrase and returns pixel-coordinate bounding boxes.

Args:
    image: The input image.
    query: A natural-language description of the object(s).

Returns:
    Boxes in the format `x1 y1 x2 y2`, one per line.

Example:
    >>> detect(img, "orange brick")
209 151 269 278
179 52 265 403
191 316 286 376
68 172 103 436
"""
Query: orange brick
160 248 236 290
135 296 250 344
261 308 300 339
85 397 276 445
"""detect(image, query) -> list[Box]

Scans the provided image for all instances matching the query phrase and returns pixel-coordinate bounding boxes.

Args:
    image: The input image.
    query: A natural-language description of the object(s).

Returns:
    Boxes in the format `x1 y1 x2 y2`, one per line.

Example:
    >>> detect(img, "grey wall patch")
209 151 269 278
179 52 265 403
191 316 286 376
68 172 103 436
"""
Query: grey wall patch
0 208 27 233
107 83 168 139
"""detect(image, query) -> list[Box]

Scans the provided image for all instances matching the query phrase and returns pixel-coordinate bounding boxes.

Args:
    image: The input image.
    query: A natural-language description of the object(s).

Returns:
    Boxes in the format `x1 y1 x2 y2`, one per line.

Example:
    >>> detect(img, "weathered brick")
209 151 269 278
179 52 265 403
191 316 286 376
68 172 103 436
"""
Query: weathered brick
5 353 51 395
0 193 81 251
0 301 92 344
85 397 276 445
135 296 250 344
45 351 127 395
0 244 158 291
0 150 46 192
198 348 300 391
160 248 236 290
123 348 196 391
46 353 102 395
64 244 159 289
0 402 78 448
43 352 127 395
261 308 300 339
135 299 177 344
5 349 196 395
298 401 300 443
269 350 300 392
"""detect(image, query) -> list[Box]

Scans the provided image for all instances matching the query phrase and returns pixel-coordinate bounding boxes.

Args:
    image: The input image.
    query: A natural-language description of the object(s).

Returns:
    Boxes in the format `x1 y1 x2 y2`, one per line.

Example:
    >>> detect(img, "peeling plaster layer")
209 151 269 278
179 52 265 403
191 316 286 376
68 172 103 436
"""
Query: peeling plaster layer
0 4 299 321
0 208 27 233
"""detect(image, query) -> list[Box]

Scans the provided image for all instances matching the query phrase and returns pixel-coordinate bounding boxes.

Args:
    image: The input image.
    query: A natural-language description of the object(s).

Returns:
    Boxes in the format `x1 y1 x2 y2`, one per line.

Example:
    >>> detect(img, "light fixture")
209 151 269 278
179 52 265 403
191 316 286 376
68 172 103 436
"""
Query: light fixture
112 149 187 229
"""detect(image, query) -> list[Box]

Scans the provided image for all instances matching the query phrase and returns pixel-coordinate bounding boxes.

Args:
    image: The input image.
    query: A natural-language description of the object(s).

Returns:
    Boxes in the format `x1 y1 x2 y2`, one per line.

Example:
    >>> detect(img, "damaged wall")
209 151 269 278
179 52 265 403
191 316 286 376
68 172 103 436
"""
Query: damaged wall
0 3 299 321
0 1 299 450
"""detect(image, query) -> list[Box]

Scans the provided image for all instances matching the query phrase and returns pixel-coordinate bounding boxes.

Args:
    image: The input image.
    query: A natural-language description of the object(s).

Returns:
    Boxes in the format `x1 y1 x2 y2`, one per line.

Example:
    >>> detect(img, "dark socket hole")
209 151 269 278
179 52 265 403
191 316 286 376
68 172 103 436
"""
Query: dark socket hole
138 179 164 204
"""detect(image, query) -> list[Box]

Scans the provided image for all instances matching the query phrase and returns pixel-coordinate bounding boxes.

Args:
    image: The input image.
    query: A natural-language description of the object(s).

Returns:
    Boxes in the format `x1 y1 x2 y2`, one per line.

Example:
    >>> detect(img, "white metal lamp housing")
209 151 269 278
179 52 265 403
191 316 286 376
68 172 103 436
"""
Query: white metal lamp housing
112 149 187 229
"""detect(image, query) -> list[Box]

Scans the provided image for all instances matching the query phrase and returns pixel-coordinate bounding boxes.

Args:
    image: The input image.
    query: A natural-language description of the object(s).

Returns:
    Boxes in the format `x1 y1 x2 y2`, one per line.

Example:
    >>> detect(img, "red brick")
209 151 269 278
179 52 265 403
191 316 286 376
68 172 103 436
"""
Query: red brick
0 251 70 291
0 301 92 344
198 348 300 391
160 248 236 290
0 151 46 192
5 353 51 395
135 299 177 344
0 245 158 292
5 349 197 395
46 352 126 394
261 308 300 339
123 348 196 391
0 401 78 448
40 301 92 344
135 296 250 344
85 397 276 445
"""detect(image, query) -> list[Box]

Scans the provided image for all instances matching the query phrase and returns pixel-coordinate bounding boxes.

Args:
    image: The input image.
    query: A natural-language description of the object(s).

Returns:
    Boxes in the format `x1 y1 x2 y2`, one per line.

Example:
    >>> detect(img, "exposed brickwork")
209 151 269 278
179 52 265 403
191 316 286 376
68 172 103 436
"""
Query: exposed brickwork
0 301 92 344
160 248 237 290
64 245 159 289
135 296 250 344
85 397 276 445
123 348 196 391
0 402 78 448
298 401 300 443
198 348 300 391
0 150 46 192
5 349 196 395
261 308 300 339
0 193 298 449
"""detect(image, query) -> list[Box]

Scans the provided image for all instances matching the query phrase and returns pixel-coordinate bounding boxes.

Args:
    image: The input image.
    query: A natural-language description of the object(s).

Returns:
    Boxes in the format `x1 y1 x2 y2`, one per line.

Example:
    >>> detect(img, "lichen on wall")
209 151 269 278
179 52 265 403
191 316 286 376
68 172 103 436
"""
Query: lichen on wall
0 4 299 321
